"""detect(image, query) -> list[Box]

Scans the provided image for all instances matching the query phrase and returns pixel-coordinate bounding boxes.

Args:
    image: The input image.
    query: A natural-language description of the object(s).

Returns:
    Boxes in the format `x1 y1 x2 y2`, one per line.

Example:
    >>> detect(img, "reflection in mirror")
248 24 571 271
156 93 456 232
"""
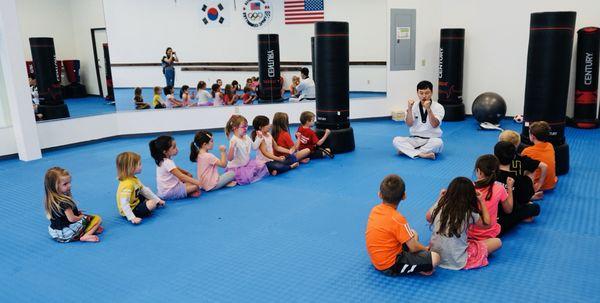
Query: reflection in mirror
105 0 386 113
16 0 113 121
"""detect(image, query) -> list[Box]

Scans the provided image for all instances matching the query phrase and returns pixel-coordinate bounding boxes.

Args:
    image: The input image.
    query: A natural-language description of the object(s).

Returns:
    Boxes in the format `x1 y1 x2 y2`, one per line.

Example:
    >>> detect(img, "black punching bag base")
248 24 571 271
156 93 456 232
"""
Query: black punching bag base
555 143 569 175
38 104 70 120
441 103 465 121
316 127 355 154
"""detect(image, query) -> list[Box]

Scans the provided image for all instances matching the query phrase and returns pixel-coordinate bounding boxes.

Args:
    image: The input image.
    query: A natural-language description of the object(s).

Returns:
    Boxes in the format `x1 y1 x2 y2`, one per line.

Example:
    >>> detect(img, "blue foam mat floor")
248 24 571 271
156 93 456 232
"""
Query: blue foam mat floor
1 117 599 302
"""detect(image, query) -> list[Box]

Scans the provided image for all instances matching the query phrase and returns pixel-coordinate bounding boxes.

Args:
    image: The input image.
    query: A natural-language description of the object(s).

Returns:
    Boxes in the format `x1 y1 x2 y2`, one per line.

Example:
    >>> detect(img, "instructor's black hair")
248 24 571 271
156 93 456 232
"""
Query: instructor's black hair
417 80 433 91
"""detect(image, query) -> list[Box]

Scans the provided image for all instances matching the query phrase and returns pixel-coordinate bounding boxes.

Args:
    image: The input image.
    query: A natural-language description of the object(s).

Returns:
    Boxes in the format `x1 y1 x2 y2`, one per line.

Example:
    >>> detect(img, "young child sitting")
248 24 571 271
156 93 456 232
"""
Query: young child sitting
498 130 548 196
468 155 513 241
133 87 151 110
190 130 237 191
225 115 269 185
494 141 541 234
179 85 191 107
365 174 440 276
149 135 201 200
195 81 212 106
223 84 239 106
152 86 166 109
116 152 165 224
289 75 300 96
297 111 333 159
521 121 558 195
272 112 311 163
252 115 299 175
426 177 501 270
211 84 224 106
44 167 103 243
164 85 183 108
242 86 257 104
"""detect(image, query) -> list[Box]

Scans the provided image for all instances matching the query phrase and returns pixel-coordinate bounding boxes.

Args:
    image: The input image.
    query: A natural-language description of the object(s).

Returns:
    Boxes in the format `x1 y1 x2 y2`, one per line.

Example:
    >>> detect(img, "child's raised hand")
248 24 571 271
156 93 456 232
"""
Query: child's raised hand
131 217 142 224
219 145 226 152
506 177 515 188
325 129 331 135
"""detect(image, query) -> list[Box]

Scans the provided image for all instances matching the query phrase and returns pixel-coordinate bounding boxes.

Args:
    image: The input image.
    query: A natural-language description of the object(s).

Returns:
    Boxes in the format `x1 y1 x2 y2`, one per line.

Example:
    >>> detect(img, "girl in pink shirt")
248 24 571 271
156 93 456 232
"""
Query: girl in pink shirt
190 130 237 191
149 135 201 200
468 154 514 240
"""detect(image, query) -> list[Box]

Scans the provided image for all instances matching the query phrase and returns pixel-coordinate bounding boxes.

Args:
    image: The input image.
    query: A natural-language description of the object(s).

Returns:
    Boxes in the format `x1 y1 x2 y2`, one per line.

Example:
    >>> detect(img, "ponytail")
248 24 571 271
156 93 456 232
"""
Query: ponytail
251 115 269 141
474 154 499 201
190 130 213 162
149 135 174 166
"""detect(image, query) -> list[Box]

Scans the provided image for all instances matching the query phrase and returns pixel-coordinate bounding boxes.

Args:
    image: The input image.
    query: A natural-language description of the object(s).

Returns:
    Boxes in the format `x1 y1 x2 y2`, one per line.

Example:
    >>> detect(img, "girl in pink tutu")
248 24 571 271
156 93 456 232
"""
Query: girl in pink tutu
224 115 268 185
426 177 502 270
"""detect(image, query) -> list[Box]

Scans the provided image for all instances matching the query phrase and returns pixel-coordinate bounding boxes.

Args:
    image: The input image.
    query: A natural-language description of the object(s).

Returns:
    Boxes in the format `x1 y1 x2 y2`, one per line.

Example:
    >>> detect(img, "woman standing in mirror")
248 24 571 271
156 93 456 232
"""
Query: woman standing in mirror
162 47 178 87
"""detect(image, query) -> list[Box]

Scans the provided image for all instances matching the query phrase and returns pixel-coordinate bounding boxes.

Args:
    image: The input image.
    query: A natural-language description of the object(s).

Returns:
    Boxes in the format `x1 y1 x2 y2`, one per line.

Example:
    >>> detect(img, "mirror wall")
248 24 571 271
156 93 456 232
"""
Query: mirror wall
17 0 113 121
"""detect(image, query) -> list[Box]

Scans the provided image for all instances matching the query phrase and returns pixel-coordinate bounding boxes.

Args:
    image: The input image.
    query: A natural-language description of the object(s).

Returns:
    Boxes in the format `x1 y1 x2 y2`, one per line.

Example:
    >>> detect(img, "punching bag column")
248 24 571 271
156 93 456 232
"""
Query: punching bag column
29 37 70 119
574 27 599 128
257 34 282 103
314 21 355 154
521 12 576 175
438 28 465 121
311 36 317 85
103 43 115 101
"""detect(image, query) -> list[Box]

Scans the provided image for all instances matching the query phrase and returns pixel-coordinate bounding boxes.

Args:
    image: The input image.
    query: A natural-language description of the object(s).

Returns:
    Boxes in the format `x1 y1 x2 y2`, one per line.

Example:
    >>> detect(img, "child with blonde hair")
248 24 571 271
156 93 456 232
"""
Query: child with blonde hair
224 115 268 185
152 86 166 109
116 152 165 224
44 167 103 243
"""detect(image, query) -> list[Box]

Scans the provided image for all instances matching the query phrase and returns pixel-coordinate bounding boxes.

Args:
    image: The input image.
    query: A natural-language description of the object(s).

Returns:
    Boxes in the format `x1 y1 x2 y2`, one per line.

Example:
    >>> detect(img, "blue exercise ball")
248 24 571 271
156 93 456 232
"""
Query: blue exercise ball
472 92 507 124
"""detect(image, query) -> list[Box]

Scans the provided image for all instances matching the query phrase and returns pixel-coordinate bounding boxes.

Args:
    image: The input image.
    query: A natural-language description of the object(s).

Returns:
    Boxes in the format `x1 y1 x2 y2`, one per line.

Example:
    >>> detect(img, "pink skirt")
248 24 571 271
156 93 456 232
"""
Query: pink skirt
226 159 268 185
463 239 489 270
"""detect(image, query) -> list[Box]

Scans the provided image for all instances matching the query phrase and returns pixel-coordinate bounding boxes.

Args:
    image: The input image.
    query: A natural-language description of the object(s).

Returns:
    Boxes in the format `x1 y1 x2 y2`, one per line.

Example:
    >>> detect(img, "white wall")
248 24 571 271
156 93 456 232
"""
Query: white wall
386 0 441 111
16 0 106 93
440 0 600 116
0 59 12 128
103 0 387 94
16 0 77 62
69 0 107 95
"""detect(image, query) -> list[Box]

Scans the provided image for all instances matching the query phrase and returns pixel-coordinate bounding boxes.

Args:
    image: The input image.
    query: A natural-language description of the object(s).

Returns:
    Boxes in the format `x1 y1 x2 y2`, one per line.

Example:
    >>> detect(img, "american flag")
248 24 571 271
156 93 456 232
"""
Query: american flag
284 0 324 24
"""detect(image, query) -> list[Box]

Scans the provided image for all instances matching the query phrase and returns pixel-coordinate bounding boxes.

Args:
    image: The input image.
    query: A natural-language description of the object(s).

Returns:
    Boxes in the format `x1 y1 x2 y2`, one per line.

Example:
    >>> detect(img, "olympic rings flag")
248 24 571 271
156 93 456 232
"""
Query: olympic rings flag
201 1 231 27
242 0 273 28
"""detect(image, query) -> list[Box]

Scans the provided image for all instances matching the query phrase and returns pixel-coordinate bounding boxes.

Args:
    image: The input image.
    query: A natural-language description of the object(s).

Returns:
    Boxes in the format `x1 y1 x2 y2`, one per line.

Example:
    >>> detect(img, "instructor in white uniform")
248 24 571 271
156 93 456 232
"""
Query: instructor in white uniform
290 67 315 102
393 80 445 160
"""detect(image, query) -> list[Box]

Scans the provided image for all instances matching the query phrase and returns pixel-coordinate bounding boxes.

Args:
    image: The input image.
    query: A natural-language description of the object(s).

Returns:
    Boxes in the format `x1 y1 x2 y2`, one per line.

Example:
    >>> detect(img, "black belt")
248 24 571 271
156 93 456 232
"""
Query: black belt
410 135 430 139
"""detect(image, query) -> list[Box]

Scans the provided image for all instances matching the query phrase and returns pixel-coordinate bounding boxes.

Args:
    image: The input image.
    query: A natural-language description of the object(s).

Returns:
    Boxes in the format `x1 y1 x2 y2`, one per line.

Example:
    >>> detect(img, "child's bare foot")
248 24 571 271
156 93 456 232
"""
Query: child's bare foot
420 269 434 276
226 181 237 187
271 170 278 176
522 216 535 223
80 235 99 242
291 162 300 169
96 226 104 234
532 191 544 200
300 158 310 164
418 152 436 160
190 190 201 197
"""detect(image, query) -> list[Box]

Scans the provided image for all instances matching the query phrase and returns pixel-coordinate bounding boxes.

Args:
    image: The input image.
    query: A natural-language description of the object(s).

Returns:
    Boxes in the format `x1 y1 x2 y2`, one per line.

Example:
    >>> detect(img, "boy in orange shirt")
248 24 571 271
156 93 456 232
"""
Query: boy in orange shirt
365 174 440 276
521 121 558 195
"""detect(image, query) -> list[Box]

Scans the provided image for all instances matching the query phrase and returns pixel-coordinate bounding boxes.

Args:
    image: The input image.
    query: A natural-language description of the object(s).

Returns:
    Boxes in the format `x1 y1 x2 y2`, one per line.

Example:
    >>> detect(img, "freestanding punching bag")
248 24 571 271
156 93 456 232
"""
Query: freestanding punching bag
29 37 70 119
573 27 599 128
521 12 576 175
103 43 115 101
438 28 465 121
311 36 317 85
314 21 355 154
257 34 282 103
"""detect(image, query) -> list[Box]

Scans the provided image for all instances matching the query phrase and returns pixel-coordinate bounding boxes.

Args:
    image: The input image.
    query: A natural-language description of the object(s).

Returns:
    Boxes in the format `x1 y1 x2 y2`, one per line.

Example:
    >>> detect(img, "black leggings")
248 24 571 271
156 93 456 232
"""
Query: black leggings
265 154 298 174
498 203 541 236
